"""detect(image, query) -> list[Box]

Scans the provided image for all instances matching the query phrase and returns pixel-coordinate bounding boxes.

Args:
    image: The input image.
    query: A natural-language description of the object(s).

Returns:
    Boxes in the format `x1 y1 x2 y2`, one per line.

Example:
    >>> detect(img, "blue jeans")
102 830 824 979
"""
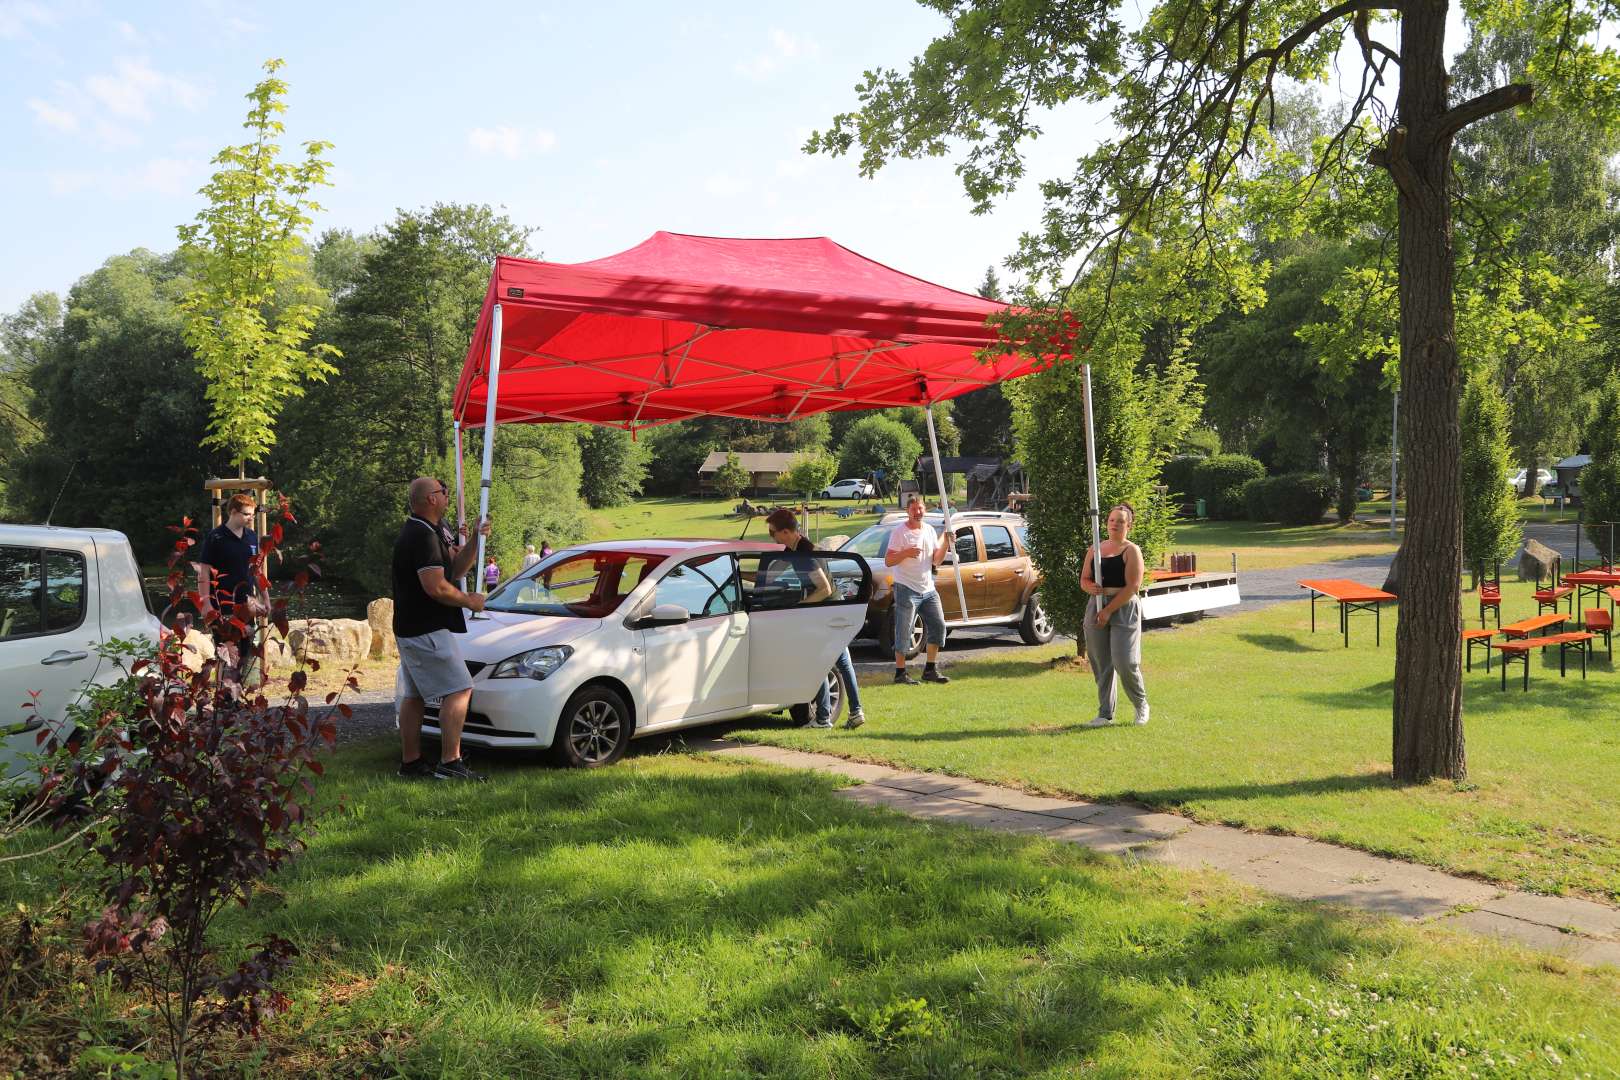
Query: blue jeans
892 582 946 656
816 648 862 723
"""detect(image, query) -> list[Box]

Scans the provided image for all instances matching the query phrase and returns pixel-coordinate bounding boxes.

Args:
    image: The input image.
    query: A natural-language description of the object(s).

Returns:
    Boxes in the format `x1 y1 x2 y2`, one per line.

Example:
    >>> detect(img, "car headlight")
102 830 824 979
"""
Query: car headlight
490 645 574 681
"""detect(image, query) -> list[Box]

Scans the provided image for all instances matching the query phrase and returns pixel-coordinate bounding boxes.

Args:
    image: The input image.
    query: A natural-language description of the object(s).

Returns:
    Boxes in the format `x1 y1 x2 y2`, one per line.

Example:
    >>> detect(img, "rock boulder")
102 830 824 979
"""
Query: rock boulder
287 618 373 669
367 598 397 658
1518 538 1560 582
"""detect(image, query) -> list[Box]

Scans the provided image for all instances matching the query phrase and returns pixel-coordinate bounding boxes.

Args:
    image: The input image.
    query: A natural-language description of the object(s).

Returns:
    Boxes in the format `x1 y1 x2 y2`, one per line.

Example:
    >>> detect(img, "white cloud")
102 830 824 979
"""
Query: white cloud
703 172 749 198
27 97 78 133
467 125 559 159
25 58 208 148
85 58 207 121
45 156 204 198
734 27 818 81
0 0 55 40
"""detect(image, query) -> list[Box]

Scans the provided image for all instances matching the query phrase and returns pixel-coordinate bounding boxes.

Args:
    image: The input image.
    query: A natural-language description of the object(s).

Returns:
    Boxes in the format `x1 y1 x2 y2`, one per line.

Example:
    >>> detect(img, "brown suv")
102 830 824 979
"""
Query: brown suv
837 511 1052 656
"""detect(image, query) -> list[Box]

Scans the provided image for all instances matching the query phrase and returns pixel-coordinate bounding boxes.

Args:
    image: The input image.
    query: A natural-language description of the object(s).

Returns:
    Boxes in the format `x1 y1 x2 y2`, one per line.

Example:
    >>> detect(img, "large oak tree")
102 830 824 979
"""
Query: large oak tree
810 0 1620 781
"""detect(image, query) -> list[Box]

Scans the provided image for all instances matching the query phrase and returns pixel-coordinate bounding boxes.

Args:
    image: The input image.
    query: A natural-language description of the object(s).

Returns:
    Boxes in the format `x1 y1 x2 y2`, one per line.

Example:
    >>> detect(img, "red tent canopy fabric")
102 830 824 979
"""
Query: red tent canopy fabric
453 232 1039 431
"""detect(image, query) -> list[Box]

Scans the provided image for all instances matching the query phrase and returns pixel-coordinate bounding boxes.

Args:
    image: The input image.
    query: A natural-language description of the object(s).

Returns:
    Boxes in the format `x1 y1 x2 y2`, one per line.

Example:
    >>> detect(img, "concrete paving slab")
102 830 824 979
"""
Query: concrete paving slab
698 737 1620 966
1436 910 1589 956
1480 892 1620 941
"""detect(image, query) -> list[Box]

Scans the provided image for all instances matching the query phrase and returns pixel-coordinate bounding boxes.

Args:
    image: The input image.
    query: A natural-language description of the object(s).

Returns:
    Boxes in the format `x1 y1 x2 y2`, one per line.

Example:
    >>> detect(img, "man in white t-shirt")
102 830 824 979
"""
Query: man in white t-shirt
521 544 541 571
885 494 953 684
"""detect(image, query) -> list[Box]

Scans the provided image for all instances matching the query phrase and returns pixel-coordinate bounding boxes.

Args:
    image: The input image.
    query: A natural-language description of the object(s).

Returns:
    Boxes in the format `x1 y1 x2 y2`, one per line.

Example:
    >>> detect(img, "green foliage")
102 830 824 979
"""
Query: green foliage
779 452 838 499
640 416 830 496
950 385 1014 458
273 204 579 595
176 59 338 466
711 453 749 501
10 252 215 561
837 415 923 487
1194 455 1266 521
0 293 58 517
1582 371 1620 562
577 425 648 508
838 996 946 1047
1241 473 1334 526
1178 427 1221 457
1160 456 1202 503
1459 373 1523 577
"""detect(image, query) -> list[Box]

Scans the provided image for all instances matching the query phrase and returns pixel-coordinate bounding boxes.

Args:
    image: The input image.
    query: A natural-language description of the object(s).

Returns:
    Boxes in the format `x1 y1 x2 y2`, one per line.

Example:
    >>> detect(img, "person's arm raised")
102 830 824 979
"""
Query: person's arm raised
418 566 485 612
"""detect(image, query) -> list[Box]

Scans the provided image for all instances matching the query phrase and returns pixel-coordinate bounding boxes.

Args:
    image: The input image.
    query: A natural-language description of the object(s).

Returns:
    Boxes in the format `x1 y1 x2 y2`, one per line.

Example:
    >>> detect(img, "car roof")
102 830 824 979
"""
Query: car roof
0 524 132 544
557 538 784 557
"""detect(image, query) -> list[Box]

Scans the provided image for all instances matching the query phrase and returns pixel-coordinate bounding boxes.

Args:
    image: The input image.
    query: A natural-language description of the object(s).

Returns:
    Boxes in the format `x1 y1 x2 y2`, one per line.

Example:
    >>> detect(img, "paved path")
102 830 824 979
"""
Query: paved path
687 738 1620 970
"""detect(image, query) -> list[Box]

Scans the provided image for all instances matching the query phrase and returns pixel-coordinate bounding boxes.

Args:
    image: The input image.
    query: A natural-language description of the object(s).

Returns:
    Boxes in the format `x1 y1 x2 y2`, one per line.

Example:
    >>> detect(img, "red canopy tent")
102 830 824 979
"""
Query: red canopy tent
451 232 1105 608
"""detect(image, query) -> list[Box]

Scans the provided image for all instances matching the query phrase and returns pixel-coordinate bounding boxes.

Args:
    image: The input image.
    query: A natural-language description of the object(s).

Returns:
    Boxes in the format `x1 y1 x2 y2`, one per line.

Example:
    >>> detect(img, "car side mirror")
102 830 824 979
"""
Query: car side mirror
639 603 690 628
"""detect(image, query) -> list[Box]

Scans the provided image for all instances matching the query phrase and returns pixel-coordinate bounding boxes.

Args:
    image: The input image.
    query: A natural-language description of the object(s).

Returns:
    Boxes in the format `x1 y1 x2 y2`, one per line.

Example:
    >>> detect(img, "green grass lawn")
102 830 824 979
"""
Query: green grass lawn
586 496 886 547
587 497 1400 570
734 577 1620 902
6 747 1616 1077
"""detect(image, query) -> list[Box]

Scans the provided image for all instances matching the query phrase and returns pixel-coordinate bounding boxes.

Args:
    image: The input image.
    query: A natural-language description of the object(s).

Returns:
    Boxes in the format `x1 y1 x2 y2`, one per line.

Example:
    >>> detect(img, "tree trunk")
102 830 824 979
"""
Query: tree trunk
1331 447 1359 524
1390 0 1466 782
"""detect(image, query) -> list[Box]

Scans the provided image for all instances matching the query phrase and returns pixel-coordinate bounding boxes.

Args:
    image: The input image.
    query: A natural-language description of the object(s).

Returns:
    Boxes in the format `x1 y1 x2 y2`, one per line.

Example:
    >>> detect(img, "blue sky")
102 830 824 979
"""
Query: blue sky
0 0 1111 315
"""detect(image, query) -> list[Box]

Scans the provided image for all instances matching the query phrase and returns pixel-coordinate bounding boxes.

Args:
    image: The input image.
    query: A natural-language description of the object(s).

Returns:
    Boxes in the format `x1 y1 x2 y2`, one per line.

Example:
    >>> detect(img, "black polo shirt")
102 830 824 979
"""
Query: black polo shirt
195 523 258 608
392 515 466 639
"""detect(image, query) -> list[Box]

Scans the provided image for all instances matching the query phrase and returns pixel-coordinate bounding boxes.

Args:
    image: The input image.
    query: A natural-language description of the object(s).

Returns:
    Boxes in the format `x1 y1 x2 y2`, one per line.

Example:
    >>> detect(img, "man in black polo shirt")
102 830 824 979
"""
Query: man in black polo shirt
394 476 490 781
193 493 265 620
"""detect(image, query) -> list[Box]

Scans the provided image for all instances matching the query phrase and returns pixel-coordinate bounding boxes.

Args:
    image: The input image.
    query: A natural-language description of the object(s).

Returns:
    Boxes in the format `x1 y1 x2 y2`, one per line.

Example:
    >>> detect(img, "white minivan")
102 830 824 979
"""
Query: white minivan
420 540 871 766
0 527 161 782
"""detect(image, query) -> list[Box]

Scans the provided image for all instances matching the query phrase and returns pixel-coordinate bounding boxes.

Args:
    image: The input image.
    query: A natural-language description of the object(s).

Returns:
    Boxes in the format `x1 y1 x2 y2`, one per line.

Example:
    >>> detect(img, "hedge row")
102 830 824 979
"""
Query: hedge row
1162 453 1332 524
1242 473 1335 525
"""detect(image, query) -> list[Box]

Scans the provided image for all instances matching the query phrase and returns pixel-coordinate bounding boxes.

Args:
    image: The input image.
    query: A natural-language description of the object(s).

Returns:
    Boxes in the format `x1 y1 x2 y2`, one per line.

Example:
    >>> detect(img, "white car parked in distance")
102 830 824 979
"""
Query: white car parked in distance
419 540 872 767
820 478 875 500
1507 468 1554 495
1 526 160 782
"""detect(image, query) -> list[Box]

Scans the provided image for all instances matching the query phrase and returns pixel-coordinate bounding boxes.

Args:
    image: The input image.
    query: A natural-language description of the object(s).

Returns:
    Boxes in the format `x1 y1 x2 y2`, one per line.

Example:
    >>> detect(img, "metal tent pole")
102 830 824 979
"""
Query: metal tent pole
474 303 504 593
924 404 971 622
453 419 467 590
1080 362 1103 588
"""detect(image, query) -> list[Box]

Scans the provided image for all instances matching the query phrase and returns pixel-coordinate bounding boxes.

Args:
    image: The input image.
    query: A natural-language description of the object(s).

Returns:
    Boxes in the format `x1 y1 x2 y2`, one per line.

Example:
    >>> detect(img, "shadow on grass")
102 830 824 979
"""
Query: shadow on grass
1123 771 1395 807
243 747 1401 1077
1236 633 1318 653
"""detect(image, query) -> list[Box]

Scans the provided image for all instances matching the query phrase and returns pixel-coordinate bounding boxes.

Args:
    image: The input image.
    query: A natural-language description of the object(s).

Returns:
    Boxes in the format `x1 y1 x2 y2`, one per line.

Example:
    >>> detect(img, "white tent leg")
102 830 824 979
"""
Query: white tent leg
1081 362 1103 587
924 405 971 623
453 419 466 589
474 303 504 594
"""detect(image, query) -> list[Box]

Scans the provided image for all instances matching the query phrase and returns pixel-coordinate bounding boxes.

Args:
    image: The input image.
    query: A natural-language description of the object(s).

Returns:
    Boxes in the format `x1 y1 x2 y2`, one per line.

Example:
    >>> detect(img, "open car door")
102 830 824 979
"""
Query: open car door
740 551 871 709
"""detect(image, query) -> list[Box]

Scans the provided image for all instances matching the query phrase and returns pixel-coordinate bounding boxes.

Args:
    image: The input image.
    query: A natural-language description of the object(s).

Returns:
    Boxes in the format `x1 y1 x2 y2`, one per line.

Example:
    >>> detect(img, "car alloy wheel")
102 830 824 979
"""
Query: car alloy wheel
788 666 845 726
1020 590 1055 645
550 686 631 768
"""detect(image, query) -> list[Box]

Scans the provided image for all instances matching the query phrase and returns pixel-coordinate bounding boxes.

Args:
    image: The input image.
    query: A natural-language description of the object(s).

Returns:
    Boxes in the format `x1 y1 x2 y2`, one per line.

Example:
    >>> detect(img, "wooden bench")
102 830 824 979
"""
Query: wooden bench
1299 579 1398 648
1534 584 1574 617
1586 608 1613 659
1461 628 1496 672
1501 613 1566 641
1542 631 1598 679
1492 641 1537 691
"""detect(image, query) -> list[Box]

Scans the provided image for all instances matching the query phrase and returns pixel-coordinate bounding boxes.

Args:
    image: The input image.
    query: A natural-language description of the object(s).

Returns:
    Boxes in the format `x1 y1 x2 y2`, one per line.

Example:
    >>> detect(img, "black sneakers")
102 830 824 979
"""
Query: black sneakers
894 669 920 685
922 666 950 684
432 758 488 782
397 757 436 779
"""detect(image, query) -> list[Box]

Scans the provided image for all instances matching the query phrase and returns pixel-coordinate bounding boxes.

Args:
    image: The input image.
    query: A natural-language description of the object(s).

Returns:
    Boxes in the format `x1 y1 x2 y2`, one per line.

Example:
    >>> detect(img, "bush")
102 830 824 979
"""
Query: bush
1243 473 1334 525
1583 372 1620 563
838 415 923 488
1194 454 1265 519
1160 456 1203 502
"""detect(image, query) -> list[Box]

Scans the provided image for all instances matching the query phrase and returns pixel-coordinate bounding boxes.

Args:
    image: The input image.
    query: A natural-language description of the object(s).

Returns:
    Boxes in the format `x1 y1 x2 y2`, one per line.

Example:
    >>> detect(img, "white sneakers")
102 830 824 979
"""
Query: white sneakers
844 709 866 730
1087 705 1150 727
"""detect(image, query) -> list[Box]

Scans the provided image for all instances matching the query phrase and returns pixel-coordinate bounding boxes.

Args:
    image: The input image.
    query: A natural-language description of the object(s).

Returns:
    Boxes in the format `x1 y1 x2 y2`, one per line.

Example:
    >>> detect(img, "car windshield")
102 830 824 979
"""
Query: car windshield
841 524 890 560
485 550 665 618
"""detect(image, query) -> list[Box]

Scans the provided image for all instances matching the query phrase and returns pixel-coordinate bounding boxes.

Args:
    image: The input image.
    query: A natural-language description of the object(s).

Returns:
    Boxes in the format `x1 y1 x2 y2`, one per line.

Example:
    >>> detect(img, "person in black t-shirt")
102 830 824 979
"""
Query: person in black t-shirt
193 493 266 619
764 507 866 731
392 476 491 782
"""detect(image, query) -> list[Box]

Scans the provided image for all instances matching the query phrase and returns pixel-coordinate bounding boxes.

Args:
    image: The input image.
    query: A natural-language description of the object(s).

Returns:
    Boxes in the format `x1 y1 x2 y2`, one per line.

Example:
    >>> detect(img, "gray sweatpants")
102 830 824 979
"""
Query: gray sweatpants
1084 594 1147 720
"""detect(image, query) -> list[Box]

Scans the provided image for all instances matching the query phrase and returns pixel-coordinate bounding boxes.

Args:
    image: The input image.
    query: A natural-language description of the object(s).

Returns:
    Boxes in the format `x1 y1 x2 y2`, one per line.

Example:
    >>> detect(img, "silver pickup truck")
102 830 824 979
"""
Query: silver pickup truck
0 526 161 782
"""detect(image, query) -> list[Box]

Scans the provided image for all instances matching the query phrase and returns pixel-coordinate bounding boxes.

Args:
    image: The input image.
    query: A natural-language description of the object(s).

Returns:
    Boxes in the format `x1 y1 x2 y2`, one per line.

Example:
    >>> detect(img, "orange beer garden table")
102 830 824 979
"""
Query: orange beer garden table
1298 579 1398 647
1562 568 1620 623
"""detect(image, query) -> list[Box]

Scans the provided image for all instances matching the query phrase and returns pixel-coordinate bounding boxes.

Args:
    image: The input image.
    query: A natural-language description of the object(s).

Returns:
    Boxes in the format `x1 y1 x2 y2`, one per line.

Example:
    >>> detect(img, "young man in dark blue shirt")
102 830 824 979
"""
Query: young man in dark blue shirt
193 493 266 620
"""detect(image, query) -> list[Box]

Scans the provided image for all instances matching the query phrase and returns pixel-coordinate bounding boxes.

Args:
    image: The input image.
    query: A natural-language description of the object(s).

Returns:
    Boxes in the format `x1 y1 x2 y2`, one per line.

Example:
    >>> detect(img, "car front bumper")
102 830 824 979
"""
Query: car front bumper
419 669 578 751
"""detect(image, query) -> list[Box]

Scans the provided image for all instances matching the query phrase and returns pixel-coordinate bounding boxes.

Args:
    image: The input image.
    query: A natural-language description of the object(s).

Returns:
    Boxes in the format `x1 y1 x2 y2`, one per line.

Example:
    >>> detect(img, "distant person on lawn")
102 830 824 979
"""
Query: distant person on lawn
192 492 269 684
521 544 541 571
484 555 501 590
393 476 492 781
885 493 952 684
765 507 866 730
1079 502 1150 727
